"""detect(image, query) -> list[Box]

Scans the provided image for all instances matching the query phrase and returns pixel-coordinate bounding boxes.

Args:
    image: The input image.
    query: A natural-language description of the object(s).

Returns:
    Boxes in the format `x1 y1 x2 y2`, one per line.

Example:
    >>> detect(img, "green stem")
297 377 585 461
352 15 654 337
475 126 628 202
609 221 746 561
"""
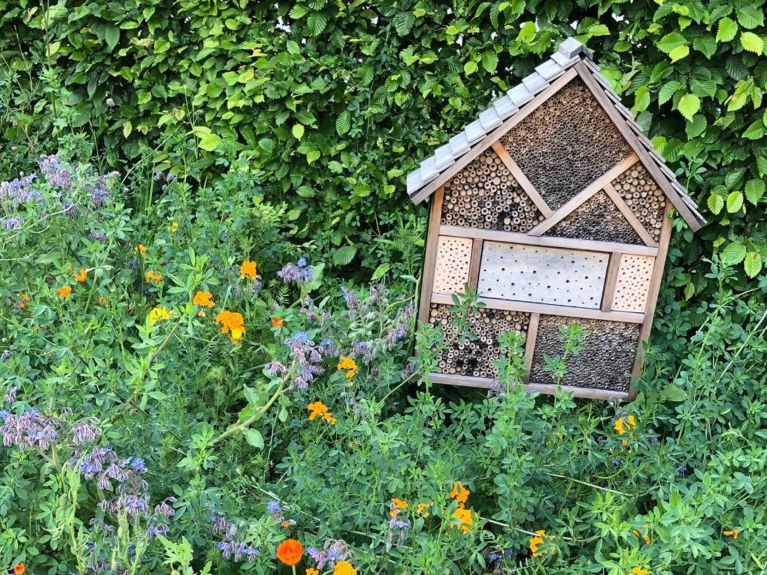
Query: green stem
211 382 286 445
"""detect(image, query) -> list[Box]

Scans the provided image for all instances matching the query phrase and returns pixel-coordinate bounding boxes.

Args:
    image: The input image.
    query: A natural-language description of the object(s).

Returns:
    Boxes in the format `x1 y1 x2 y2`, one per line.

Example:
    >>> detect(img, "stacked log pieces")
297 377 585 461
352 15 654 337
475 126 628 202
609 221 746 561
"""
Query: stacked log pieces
530 316 640 392
500 79 633 210
545 191 643 245
441 148 544 232
611 165 666 242
429 303 529 379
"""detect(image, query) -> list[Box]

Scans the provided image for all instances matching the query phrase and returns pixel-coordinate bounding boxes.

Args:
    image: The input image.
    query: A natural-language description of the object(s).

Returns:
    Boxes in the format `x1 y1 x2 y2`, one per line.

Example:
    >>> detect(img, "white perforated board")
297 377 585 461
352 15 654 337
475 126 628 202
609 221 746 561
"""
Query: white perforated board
477 242 608 309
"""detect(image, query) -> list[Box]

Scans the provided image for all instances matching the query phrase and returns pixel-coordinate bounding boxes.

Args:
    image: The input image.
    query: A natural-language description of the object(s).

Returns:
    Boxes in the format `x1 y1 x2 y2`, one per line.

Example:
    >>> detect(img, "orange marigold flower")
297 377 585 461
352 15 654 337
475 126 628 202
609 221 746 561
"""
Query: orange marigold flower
149 306 172 325
450 482 470 506
308 401 329 420
271 316 284 328
16 292 31 309
724 529 740 539
391 497 408 510
333 561 357 575
14 564 25 575
74 268 87 283
215 310 245 343
144 270 163 284
337 356 357 371
56 285 72 298
275 538 302 566
416 503 431 516
451 507 473 533
240 260 257 280
193 291 215 308
306 569 320 575
136 243 147 255
631 568 648 575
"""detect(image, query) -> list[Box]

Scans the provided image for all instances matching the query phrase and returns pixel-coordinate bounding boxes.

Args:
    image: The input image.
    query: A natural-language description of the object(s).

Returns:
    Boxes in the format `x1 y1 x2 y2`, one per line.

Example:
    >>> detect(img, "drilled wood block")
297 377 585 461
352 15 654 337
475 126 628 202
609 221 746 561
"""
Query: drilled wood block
611 255 654 313
544 191 643 245
530 315 640 392
429 304 529 379
441 148 544 232
610 164 666 242
477 242 608 309
500 79 633 210
432 236 473 295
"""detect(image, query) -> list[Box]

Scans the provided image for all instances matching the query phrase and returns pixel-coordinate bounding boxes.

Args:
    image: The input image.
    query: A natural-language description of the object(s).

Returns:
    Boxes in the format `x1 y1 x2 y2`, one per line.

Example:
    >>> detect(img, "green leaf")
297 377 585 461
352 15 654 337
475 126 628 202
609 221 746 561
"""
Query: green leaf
332 245 357 266
286 40 301 55
370 262 390 281
481 51 498 73
464 60 478 75
244 429 264 450
716 17 738 42
686 114 707 138
744 252 763 278
736 5 764 29
726 190 743 213
659 80 683 105
740 32 763 54
292 124 305 140
669 45 690 62
721 242 747 265
707 193 724 215
743 121 765 140
587 23 610 37
198 133 221 151
634 85 651 112
657 31 687 53
306 12 328 35
678 94 700 121
289 4 308 18
745 179 765 205
335 111 351 136
393 12 415 36
122 120 132 138
258 138 274 155
104 26 120 51
660 383 687 402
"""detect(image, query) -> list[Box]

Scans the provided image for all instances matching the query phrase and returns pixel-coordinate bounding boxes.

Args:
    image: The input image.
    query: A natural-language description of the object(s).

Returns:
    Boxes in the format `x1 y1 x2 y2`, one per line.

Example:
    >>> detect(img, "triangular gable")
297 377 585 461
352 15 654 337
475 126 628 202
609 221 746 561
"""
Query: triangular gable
406 37 705 232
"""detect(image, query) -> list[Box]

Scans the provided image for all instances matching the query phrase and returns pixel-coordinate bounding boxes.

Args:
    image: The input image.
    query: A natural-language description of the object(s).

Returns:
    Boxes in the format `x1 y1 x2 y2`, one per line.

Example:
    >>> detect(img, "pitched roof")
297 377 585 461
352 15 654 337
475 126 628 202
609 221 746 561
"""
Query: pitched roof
406 37 705 231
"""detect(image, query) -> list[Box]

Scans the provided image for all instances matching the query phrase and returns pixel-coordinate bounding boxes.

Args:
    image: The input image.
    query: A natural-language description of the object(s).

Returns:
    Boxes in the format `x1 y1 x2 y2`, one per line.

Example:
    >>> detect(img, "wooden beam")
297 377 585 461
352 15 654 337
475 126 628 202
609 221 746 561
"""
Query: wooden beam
439 224 659 257
430 292 645 324
603 183 658 247
428 372 630 401
574 62 703 232
601 252 622 312
629 200 673 399
467 239 484 290
417 188 445 323
523 313 540 382
410 68 579 205
491 142 553 218
527 154 640 236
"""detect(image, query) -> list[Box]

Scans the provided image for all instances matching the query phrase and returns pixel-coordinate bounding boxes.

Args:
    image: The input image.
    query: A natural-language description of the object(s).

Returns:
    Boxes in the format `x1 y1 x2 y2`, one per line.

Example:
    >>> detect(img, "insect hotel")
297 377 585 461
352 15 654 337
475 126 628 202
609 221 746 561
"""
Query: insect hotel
408 38 705 400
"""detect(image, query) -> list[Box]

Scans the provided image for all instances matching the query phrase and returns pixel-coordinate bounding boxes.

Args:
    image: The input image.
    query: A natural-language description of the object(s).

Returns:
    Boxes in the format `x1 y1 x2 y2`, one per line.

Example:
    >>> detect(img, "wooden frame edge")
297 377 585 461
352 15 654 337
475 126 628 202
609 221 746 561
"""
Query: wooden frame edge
523 313 540 382
601 252 622 312
491 142 553 218
418 188 445 324
467 239 484 290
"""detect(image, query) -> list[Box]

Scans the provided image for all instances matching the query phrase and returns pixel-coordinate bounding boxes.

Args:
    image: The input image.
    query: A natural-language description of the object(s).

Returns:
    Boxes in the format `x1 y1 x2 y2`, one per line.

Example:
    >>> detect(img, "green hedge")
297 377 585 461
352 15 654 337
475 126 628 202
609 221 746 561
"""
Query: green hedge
0 0 765 287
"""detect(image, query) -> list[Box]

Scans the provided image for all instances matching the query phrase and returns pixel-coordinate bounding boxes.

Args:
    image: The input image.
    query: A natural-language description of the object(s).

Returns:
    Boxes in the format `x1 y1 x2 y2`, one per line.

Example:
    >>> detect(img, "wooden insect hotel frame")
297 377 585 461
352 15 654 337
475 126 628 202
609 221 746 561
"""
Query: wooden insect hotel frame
407 38 705 401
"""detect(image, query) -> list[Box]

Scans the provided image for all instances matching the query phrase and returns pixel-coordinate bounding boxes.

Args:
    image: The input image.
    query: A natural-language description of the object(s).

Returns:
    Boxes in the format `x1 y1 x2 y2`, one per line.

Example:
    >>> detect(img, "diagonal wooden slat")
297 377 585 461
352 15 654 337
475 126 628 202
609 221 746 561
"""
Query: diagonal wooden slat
491 142 553 218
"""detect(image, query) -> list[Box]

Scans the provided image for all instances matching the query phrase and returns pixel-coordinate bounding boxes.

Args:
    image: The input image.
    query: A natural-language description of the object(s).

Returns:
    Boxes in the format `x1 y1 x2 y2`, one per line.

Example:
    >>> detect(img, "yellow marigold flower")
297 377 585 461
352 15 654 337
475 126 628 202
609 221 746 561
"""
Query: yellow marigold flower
56 285 72 298
215 310 245 343
193 291 215 308
240 260 257 280
136 243 147 255
333 561 357 575
16 293 31 309
529 529 556 558
144 270 162 284
451 507 473 533
346 369 357 379
391 497 408 510
614 416 636 436
631 568 648 575
306 569 319 575
168 221 179 233
74 268 87 283
724 529 740 539
322 412 337 425
450 482 470 506
198 311 206 318
148 306 172 325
